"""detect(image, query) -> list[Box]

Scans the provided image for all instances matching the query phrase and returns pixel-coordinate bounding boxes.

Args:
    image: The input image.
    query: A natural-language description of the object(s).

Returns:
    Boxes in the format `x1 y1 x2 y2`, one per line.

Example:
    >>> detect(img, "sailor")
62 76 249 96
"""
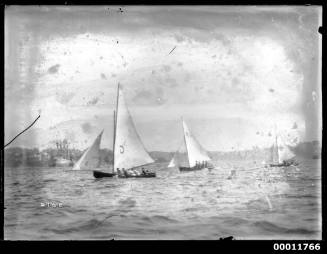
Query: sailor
122 168 128 178
118 168 124 177
201 161 205 169
133 169 140 176
142 167 146 175
195 161 199 169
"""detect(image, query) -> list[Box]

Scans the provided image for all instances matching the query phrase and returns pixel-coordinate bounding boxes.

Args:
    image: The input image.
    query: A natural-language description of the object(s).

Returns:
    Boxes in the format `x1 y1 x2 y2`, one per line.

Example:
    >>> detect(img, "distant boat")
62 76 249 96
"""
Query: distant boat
268 134 297 167
51 139 73 167
93 84 156 178
167 156 176 168
167 140 183 168
72 130 110 172
55 157 73 167
168 118 213 172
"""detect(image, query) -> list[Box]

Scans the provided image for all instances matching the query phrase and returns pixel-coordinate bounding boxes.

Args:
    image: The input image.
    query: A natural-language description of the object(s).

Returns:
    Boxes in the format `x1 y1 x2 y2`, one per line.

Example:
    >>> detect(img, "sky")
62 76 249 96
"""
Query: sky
5 6 322 152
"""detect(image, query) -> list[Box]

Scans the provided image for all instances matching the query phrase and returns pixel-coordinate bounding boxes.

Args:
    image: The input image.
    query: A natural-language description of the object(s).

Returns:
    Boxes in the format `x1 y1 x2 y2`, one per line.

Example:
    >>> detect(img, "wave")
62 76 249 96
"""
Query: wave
253 220 317 235
140 215 179 224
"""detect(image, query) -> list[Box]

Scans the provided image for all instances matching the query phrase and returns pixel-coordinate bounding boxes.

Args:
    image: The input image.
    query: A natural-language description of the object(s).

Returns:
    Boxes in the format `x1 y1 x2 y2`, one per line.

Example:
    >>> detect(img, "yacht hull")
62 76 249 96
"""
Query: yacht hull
179 166 205 172
118 172 156 178
93 170 116 178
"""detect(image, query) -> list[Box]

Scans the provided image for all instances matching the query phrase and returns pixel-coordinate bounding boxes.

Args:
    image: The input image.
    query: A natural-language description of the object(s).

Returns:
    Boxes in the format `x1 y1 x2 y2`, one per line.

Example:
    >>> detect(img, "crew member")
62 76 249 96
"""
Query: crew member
122 168 128 178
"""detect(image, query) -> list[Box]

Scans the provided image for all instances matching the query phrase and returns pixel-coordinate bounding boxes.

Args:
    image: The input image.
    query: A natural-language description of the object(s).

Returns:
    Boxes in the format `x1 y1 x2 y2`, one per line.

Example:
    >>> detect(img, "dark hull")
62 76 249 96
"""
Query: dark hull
118 173 156 178
179 166 205 172
269 162 298 167
93 170 116 178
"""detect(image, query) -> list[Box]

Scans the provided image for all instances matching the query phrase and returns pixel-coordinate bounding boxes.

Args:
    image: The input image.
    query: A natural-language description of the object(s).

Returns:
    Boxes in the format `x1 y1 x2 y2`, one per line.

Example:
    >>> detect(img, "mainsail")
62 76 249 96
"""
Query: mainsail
276 136 295 163
182 120 211 168
168 156 176 168
269 134 295 164
269 136 279 164
73 130 103 170
168 140 188 168
113 86 154 171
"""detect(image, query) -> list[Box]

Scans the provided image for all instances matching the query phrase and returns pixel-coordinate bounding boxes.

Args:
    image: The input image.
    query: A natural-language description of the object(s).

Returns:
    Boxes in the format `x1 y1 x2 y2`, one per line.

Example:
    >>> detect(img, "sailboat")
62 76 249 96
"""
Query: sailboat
51 139 73 167
72 130 112 173
168 118 213 172
93 84 156 178
268 134 297 167
167 140 184 168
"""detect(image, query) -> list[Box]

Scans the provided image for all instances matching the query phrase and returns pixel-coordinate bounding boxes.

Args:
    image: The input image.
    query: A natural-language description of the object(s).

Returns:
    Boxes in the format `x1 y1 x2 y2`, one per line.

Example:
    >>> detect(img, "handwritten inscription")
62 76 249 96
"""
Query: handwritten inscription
40 202 63 208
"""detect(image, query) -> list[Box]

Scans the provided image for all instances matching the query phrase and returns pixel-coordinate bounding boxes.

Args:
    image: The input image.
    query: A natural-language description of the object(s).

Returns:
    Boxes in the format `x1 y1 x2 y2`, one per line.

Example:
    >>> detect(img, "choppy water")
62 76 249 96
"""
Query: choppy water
4 159 321 240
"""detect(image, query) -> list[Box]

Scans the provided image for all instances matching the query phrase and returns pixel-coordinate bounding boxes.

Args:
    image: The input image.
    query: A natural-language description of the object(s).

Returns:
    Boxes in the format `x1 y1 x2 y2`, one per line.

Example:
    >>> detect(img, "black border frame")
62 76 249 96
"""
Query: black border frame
0 1 325 251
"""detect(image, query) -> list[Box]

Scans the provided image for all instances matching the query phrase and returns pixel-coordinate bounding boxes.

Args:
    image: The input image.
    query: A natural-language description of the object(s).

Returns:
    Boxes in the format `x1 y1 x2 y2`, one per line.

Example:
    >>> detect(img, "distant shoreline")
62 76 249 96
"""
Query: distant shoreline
3 141 321 168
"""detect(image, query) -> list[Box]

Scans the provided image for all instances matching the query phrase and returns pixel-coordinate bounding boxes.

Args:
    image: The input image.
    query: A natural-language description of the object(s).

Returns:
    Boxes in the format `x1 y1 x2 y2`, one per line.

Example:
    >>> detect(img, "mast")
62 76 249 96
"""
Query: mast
112 110 116 173
275 134 279 163
273 124 279 163
181 117 190 168
113 85 154 170
113 83 120 172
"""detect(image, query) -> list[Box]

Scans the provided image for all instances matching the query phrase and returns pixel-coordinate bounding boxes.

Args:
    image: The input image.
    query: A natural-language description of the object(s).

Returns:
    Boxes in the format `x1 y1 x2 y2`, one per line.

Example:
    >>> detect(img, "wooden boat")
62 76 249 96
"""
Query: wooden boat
267 132 297 168
55 157 74 167
269 161 298 167
93 84 156 179
179 166 203 172
168 118 212 172
93 170 116 178
117 172 156 178
52 139 74 167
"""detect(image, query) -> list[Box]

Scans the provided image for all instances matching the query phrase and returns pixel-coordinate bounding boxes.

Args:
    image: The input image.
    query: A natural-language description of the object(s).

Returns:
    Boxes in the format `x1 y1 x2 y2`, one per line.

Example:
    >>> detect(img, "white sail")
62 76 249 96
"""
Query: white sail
269 136 279 164
73 130 103 170
276 136 295 163
114 86 154 171
168 157 176 168
182 120 211 168
168 140 184 168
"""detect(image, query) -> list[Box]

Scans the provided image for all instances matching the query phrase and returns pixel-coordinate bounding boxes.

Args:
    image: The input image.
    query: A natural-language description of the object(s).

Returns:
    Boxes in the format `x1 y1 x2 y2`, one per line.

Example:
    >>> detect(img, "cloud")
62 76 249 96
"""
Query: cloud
162 65 171 72
87 97 99 106
56 91 75 104
132 89 154 104
48 64 60 74
81 122 93 134
101 73 107 80
4 6 321 150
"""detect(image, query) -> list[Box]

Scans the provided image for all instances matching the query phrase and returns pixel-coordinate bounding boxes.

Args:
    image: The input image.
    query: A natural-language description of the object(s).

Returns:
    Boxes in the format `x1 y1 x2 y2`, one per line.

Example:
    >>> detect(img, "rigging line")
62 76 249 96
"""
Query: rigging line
3 115 41 149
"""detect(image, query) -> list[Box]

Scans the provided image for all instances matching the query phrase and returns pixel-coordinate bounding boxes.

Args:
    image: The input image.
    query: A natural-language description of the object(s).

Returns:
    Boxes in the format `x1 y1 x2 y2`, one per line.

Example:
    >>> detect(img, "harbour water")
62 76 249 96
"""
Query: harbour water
4 159 321 240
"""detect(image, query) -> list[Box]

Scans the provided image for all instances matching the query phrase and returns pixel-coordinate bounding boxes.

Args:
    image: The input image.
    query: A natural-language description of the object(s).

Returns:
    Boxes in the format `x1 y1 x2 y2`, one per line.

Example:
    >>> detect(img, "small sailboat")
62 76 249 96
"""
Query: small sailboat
51 139 73 167
268 134 297 167
167 156 176 168
73 130 114 176
169 118 213 172
167 140 185 168
93 84 156 178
